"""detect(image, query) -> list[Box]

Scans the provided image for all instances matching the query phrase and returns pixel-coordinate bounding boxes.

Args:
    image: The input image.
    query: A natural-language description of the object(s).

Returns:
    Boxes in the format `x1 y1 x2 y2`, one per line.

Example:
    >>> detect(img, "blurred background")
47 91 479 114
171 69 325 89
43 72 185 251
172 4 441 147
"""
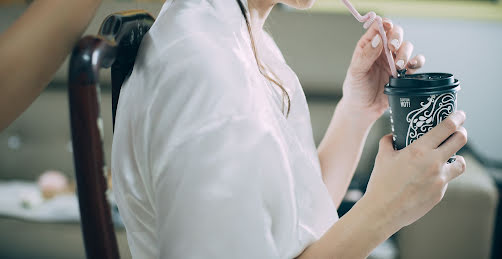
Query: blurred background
0 0 501 258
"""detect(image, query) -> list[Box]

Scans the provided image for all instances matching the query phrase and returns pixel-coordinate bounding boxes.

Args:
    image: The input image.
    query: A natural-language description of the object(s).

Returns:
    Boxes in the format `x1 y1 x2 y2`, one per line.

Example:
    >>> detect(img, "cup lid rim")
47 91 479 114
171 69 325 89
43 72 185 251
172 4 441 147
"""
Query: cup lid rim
387 72 457 89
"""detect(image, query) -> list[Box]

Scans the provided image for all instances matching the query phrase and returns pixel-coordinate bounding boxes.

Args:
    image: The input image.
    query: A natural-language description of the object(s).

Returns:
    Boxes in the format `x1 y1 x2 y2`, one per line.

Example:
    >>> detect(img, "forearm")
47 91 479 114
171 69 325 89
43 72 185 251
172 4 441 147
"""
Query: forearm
0 0 102 130
297 195 400 259
318 98 375 208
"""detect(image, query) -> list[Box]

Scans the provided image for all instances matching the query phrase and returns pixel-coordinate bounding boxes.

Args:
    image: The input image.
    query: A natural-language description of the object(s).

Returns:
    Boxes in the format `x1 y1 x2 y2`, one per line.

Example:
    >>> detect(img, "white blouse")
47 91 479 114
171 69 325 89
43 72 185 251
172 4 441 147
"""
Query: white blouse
112 0 339 258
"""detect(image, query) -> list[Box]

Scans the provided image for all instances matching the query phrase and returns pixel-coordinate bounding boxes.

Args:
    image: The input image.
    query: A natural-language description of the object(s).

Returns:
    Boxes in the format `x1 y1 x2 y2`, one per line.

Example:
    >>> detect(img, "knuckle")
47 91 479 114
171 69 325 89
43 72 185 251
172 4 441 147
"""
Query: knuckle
402 40 413 49
458 131 468 145
357 37 366 48
394 24 403 34
458 128 468 144
434 176 447 188
457 157 467 172
443 118 458 132
419 56 426 66
458 110 467 120
460 161 466 172
429 161 443 174
408 146 425 159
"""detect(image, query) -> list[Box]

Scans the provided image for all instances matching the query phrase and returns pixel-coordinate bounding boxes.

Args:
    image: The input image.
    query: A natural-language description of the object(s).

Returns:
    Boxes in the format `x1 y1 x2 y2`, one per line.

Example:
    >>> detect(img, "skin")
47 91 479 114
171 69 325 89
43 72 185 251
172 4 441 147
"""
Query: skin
0 0 102 131
0 0 467 257
248 0 467 258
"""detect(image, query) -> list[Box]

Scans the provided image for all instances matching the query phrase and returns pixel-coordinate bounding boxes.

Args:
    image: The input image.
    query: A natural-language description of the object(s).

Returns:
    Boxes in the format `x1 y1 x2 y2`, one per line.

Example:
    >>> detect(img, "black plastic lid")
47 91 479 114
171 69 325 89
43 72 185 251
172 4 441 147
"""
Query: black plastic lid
384 73 460 96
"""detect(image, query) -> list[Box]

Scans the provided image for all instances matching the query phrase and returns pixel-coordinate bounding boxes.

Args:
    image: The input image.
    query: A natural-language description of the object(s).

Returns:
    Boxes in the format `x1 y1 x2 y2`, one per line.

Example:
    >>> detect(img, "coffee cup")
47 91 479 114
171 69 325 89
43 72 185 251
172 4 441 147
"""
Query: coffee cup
384 72 460 162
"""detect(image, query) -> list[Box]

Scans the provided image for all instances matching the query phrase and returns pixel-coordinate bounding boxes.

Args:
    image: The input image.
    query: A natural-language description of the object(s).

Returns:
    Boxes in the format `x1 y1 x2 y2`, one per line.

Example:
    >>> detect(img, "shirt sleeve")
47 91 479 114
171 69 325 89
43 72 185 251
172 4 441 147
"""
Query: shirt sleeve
151 115 294 258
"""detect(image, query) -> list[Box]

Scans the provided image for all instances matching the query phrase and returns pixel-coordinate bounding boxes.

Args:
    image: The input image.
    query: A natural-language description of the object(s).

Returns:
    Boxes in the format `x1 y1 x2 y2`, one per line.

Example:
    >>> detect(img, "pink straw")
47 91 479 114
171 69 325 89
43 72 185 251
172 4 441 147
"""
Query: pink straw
341 0 397 78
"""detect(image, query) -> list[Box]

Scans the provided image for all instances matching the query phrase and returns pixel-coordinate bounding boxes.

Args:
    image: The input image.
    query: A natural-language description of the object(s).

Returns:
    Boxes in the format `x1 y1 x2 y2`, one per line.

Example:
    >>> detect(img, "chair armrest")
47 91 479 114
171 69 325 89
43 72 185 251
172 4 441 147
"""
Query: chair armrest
395 153 499 259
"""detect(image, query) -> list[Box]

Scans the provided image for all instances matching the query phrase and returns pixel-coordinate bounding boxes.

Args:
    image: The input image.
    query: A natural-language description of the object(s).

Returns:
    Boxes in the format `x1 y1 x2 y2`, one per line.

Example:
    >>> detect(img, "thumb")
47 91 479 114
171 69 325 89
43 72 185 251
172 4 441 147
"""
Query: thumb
378 134 395 153
350 23 384 74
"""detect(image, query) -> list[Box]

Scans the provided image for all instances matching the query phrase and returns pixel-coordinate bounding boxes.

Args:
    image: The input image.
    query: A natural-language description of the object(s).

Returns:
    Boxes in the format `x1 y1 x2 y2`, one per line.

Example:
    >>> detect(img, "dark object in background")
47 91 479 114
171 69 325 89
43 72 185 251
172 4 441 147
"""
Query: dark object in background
384 73 460 162
488 168 502 259
68 10 154 259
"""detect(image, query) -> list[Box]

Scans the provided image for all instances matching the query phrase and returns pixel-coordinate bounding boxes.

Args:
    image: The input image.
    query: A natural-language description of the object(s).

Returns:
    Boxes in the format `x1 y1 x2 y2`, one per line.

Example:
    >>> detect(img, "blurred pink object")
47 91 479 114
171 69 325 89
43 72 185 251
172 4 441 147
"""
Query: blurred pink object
37 170 69 199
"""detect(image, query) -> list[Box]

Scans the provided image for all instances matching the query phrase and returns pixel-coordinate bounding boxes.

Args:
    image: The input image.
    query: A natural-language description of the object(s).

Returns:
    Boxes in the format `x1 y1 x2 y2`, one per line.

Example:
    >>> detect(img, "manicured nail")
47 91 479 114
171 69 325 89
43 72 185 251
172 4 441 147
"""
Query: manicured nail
409 59 418 67
371 34 381 48
390 39 400 50
396 60 405 69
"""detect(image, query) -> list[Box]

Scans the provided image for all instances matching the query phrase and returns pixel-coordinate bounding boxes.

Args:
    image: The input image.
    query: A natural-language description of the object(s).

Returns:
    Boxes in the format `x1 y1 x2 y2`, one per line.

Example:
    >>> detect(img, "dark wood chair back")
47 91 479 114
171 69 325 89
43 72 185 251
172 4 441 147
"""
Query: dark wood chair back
68 10 155 259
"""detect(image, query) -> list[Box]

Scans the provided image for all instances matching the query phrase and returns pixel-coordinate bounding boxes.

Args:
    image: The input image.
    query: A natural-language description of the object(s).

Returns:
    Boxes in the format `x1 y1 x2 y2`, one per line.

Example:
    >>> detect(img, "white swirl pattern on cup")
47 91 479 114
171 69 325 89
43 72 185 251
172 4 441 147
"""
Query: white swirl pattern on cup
405 93 457 146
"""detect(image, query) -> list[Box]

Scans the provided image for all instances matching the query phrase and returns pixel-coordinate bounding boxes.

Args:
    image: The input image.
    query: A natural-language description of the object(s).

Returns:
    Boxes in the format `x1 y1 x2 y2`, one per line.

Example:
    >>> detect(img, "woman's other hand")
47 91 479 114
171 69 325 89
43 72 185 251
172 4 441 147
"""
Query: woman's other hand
341 19 426 122
364 111 467 230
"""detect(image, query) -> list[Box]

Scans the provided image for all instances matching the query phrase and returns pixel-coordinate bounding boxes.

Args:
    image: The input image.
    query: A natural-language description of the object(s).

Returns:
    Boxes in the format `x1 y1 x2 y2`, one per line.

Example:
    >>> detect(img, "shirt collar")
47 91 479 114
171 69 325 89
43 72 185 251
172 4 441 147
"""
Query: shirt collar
160 0 249 23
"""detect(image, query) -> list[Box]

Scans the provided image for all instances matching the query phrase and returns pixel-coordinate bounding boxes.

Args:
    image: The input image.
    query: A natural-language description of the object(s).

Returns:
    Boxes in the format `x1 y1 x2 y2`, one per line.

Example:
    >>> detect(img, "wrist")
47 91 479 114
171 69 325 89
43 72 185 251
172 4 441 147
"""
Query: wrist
357 193 402 238
301 192 402 258
336 98 378 129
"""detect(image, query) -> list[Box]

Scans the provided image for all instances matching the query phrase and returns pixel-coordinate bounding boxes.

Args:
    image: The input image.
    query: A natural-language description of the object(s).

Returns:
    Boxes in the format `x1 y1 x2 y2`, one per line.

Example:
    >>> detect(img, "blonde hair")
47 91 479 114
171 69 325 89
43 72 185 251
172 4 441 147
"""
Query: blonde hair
236 0 291 117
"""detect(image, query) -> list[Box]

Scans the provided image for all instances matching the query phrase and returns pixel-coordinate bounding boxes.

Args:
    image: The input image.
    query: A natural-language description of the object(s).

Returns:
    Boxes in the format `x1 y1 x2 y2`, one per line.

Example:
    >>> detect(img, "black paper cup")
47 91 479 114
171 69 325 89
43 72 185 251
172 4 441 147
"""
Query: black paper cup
384 73 460 162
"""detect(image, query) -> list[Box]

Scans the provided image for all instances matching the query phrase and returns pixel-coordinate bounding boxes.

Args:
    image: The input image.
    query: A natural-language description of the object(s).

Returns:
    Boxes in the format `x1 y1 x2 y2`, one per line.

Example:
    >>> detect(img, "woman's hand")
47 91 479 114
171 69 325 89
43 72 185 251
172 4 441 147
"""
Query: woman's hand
300 112 467 259
364 111 467 229
341 19 426 122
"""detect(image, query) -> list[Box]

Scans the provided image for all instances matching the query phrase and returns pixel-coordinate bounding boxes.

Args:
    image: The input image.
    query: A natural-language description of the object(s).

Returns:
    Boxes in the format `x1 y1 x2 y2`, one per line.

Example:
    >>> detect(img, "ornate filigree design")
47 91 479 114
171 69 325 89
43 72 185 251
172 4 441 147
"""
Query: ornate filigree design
405 93 456 146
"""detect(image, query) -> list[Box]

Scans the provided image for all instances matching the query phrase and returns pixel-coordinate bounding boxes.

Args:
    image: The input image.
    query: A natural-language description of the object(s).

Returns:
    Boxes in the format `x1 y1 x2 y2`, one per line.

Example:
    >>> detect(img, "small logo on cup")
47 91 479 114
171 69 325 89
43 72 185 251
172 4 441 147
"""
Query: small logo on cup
400 98 411 108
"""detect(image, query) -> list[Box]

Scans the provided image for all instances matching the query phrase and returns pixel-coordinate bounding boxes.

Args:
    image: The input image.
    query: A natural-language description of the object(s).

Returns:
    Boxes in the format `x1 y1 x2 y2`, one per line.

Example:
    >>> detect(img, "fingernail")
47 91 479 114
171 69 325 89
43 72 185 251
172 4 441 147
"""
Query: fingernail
409 59 418 67
383 18 392 26
390 39 400 50
396 59 405 69
371 34 381 48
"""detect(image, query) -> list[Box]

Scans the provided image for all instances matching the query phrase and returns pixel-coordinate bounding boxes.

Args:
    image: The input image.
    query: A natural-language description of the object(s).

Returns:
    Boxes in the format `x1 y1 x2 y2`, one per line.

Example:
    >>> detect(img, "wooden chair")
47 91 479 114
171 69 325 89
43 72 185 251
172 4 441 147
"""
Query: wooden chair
68 10 155 259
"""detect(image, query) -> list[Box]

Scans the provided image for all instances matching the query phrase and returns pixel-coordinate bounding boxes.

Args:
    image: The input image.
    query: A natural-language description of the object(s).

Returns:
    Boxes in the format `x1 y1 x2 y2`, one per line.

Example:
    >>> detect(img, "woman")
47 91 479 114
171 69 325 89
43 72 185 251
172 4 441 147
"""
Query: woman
112 0 468 258
0 0 101 131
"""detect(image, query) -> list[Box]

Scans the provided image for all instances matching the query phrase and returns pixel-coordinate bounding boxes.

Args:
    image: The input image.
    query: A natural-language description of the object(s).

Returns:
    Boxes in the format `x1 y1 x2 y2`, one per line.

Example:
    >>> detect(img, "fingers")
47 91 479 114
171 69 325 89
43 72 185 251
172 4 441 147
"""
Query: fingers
406 54 426 74
382 18 393 32
385 24 426 74
413 111 466 149
436 127 468 160
378 134 395 153
443 155 466 182
387 24 403 52
351 19 426 75
395 41 414 70
359 20 384 47
350 22 384 73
